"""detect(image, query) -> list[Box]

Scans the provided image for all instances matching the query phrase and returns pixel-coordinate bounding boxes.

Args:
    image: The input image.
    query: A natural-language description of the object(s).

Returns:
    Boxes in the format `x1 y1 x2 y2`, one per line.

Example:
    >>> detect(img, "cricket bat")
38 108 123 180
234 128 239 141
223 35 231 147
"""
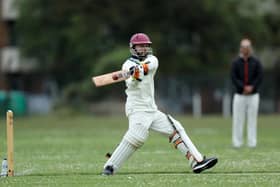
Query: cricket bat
92 70 131 87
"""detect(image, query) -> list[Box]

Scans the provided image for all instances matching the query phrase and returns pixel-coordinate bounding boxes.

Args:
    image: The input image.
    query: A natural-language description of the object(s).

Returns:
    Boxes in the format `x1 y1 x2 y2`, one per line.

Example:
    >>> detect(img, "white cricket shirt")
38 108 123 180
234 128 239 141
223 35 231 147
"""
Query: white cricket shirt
122 55 159 116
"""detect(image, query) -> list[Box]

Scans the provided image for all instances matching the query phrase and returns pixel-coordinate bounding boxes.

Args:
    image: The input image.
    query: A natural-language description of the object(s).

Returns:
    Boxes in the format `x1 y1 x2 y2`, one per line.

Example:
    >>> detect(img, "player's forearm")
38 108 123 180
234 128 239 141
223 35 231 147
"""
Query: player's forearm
252 65 263 90
231 75 243 91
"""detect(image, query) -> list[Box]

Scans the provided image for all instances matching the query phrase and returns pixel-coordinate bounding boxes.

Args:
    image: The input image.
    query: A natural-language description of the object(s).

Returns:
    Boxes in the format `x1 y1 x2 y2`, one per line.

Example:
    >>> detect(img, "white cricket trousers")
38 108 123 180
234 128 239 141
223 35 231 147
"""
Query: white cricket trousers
232 93 260 147
104 110 203 172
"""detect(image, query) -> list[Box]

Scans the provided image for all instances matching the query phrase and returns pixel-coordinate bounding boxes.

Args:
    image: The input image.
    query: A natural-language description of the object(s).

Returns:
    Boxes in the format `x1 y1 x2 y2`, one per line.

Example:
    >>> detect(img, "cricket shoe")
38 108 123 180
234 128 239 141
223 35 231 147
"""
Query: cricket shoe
102 165 114 176
192 157 218 173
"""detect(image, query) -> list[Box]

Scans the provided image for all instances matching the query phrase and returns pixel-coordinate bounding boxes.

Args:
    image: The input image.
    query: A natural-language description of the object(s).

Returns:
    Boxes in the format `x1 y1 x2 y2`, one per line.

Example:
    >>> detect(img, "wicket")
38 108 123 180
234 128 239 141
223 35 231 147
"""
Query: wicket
3 110 14 177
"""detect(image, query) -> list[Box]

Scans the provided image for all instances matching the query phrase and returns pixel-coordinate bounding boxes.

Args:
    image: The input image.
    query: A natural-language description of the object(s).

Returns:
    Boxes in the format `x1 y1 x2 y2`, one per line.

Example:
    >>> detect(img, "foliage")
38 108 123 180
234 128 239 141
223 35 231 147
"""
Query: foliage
16 1 273 82
15 0 279 103
92 46 129 75
60 47 128 104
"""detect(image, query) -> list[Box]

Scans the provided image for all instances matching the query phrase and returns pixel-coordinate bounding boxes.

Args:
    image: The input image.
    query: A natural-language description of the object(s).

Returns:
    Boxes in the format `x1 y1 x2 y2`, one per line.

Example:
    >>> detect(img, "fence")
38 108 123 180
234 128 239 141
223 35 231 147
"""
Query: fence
156 71 278 116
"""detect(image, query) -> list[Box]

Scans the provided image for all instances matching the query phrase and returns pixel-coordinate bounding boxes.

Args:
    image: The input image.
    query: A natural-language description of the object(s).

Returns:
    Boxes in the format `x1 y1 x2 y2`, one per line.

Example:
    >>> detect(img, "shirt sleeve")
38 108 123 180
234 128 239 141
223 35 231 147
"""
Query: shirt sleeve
252 59 263 90
231 60 244 91
143 55 159 72
122 60 133 72
122 55 159 74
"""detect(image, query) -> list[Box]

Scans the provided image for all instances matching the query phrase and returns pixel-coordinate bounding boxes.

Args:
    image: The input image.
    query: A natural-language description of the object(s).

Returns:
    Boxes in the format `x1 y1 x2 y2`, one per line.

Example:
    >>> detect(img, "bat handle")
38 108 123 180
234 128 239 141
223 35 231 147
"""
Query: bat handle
112 71 130 81
118 71 130 79
122 71 131 78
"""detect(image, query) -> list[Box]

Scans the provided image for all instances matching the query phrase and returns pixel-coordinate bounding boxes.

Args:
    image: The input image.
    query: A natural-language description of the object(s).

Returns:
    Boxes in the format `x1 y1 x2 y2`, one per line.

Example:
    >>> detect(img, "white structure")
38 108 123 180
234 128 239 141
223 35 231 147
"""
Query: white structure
1 0 19 20
192 91 202 118
1 47 20 72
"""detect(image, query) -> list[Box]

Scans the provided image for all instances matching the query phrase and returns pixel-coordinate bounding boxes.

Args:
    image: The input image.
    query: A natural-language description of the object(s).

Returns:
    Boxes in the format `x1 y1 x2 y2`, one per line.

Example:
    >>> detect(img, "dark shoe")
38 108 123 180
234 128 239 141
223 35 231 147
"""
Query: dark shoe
192 157 218 173
102 165 114 175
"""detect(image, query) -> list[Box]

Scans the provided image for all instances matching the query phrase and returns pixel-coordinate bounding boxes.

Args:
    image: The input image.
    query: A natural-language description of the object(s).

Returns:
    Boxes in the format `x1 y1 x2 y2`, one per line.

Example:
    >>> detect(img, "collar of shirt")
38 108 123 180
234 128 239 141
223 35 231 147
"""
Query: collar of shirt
239 56 252 62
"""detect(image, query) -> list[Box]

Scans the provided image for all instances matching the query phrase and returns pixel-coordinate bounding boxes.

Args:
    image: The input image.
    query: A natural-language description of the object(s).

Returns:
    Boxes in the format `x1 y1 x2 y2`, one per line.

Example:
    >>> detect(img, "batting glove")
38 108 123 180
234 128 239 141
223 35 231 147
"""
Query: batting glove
129 65 146 81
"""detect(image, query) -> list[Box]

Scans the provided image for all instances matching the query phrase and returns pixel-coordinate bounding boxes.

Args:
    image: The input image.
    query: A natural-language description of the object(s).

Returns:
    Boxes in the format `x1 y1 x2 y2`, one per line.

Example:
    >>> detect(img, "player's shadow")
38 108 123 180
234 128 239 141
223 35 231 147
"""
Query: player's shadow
118 170 280 175
23 170 280 177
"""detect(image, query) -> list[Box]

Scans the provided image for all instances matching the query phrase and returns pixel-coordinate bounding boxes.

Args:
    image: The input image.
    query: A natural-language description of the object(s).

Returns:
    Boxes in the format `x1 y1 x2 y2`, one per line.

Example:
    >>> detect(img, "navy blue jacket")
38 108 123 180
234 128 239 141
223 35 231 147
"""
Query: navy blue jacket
231 56 263 94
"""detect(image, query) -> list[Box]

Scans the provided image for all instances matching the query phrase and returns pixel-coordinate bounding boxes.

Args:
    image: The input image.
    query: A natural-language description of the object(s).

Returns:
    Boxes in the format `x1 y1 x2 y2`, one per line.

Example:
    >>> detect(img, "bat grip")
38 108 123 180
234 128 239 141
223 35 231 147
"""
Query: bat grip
120 71 131 79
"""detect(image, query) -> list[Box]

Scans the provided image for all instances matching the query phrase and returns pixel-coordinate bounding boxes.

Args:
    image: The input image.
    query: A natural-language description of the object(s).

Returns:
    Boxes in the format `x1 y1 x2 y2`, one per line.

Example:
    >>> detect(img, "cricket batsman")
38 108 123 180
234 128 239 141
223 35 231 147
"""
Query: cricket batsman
102 33 218 175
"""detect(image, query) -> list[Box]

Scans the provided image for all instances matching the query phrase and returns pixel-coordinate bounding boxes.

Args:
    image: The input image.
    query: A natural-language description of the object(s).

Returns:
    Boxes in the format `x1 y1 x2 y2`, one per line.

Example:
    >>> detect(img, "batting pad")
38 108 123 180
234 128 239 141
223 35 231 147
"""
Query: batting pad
169 131 189 155
104 139 137 172
124 123 149 148
167 115 203 162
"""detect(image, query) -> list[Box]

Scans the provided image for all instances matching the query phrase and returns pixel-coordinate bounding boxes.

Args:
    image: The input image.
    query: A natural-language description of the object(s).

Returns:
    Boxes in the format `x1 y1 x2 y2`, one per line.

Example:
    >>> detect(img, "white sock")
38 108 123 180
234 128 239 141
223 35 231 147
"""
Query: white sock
104 139 137 172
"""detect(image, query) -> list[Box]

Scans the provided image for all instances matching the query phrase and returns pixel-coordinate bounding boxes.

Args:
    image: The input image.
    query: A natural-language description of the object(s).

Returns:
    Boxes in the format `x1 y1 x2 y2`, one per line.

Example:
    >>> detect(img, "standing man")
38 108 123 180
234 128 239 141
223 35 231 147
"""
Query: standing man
102 33 218 175
231 38 263 148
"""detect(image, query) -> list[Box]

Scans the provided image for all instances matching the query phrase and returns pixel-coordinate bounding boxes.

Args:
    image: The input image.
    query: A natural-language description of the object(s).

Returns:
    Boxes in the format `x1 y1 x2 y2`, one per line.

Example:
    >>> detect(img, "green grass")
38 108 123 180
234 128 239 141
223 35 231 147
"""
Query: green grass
0 114 280 187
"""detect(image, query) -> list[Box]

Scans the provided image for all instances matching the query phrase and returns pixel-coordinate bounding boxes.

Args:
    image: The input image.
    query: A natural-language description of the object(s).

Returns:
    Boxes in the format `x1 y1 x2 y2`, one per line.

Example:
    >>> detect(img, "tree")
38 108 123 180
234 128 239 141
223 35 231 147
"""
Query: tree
16 0 271 88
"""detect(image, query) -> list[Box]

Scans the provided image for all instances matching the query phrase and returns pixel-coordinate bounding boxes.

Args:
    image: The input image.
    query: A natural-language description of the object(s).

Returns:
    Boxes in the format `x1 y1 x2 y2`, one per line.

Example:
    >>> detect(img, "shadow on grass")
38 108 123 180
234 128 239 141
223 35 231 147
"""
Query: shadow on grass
21 170 280 177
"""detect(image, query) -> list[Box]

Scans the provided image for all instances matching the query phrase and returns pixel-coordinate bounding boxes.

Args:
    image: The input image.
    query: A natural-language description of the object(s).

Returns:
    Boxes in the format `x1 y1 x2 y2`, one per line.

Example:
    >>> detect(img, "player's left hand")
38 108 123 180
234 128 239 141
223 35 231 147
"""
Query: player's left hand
129 65 145 81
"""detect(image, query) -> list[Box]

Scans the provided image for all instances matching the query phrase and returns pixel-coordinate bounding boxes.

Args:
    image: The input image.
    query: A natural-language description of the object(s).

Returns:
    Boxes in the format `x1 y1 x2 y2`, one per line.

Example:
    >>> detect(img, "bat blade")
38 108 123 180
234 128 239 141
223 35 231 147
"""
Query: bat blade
92 70 130 87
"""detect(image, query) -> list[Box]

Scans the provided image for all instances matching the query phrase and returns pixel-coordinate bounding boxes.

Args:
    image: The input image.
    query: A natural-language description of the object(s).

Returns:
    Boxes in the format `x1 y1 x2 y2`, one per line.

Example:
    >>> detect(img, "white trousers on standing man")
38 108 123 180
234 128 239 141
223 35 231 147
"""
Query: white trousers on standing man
232 93 260 148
